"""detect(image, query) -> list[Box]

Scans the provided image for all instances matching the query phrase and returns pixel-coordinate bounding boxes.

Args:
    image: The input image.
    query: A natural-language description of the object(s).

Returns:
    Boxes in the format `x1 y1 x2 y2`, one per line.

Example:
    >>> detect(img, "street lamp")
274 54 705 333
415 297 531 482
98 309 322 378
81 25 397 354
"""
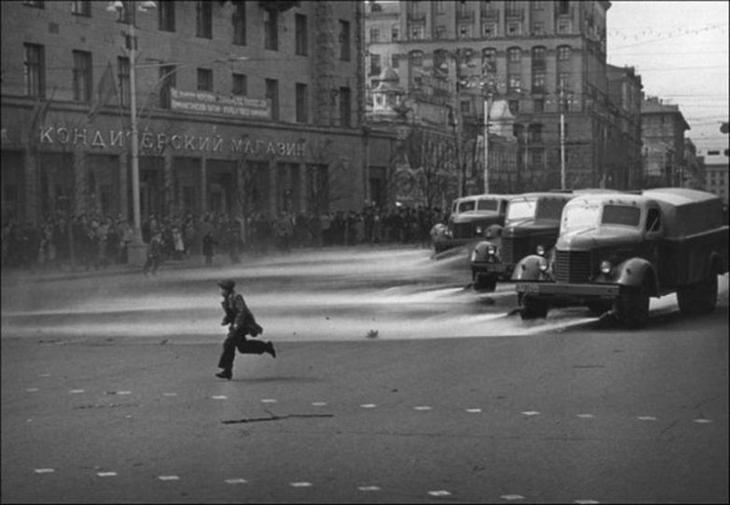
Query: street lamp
107 0 156 265
558 87 574 190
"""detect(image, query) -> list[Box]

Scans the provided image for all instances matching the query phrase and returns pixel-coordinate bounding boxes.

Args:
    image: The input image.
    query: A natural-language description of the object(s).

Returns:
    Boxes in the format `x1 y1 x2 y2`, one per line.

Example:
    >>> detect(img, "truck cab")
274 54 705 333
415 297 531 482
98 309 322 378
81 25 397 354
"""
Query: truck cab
432 193 512 253
512 188 729 327
470 192 576 291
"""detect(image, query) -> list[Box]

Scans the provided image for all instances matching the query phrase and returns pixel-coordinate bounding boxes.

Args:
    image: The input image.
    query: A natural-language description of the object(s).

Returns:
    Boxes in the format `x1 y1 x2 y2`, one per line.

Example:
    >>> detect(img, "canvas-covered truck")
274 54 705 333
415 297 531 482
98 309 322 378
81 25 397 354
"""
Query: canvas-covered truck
431 193 512 253
511 188 729 327
470 192 576 291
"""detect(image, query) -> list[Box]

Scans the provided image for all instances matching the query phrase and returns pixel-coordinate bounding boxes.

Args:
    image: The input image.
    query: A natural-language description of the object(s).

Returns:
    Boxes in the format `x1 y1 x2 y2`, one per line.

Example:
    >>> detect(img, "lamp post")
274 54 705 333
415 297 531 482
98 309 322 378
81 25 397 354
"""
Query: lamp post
107 0 156 265
558 87 573 190
483 90 493 194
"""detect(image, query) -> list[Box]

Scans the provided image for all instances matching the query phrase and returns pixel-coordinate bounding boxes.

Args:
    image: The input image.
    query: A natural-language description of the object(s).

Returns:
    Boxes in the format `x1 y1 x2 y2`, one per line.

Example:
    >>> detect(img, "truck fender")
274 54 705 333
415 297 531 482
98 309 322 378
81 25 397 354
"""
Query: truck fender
511 254 546 281
615 257 659 296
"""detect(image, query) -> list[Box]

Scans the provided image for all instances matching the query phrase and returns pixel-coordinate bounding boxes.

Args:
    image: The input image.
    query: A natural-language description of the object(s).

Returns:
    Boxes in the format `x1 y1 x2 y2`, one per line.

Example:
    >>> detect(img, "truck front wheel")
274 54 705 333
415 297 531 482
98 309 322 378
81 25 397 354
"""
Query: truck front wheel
473 273 497 292
614 284 649 328
520 295 548 319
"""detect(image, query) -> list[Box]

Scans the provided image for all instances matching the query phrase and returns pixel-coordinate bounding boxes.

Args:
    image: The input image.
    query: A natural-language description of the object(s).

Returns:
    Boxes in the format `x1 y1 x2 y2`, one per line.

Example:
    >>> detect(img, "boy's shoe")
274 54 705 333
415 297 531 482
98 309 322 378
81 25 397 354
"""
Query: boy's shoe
215 369 232 380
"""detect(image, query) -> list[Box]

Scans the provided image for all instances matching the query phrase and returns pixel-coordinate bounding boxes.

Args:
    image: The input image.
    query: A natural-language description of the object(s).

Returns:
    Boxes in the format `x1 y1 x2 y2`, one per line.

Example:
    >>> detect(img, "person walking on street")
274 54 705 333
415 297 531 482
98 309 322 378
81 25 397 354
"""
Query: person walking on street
143 231 163 275
215 279 276 380
202 231 217 266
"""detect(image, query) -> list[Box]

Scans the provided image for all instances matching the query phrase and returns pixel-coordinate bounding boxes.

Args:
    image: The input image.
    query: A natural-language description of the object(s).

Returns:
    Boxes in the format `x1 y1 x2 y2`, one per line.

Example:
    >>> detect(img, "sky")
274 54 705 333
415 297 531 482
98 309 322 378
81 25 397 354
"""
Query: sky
606 0 729 153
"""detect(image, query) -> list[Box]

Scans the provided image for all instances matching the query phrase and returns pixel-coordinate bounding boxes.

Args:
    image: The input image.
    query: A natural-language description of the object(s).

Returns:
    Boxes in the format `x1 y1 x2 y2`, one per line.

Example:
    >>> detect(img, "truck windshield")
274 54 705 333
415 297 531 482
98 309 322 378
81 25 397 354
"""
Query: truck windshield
458 200 476 212
602 205 640 226
562 203 601 233
506 199 537 221
477 199 499 211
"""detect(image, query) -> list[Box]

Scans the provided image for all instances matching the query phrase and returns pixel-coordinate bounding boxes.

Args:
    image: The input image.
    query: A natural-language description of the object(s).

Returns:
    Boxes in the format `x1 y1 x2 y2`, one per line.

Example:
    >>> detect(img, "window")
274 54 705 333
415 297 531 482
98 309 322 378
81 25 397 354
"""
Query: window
459 24 471 38
232 73 247 96
197 68 213 91
71 1 90 16
339 87 351 127
158 0 175 31
460 100 470 115
159 64 176 108
435 25 447 39
557 20 571 34
266 78 279 120
392 25 399 40
558 72 570 93
556 0 570 15
482 22 497 37
528 124 543 142
391 54 399 67
233 1 246 45
508 47 521 63
369 27 380 42
295 14 308 55
533 98 544 113
24 43 45 98
529 148 544 168
508 99 519 114
507 22 521 36
296 83 308 123
532 22 544 35
409 50 423 67
196 1 212 38
532 46 546 70
72 50 92 102
340 20 351 61
370 53 382 76
264 9 278 50
482 48 496 73
532 72 545 93
508 74 521 93
557 45 572 61
644 207 661 231
117 56 130 106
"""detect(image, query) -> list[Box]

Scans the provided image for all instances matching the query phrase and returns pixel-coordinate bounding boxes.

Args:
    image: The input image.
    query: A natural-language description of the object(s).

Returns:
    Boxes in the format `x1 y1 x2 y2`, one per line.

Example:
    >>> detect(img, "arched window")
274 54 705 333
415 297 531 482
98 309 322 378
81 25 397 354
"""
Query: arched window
557 45 572 61
507 47 521 63
409 50 424 67
482 47 497 73
531 46 546 70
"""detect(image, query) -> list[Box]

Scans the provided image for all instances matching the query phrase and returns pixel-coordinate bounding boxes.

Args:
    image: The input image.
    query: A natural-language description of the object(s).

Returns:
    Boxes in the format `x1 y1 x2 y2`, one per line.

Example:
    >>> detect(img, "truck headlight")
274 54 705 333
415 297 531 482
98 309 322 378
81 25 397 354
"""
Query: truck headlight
538 258 549 272
536 245 545 256
444 229 453 238
487 244 496 256
475 226 483 236
600 260 612 275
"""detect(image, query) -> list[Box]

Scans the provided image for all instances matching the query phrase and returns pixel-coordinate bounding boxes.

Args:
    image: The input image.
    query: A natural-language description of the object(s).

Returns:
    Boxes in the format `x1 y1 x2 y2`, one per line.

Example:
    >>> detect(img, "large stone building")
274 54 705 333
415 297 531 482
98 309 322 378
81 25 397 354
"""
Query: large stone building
1 0 399 227
699 146 729 207
365 0 642 193
640 96 690 188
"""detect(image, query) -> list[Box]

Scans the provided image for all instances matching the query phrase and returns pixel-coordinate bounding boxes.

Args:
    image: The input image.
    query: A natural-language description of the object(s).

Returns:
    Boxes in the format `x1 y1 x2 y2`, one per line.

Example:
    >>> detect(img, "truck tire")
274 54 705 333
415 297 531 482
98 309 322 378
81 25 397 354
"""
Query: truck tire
614 284 649 328
678 274 718 315
521 295 548 319
473 273 497 292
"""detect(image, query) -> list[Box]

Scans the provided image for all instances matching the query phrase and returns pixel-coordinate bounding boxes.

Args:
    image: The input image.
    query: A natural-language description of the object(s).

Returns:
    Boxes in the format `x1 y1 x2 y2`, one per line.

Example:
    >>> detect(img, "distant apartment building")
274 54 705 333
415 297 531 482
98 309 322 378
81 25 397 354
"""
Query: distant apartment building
700 147 729 206
1 0 392 226
365 0 640 193
641 96 690 188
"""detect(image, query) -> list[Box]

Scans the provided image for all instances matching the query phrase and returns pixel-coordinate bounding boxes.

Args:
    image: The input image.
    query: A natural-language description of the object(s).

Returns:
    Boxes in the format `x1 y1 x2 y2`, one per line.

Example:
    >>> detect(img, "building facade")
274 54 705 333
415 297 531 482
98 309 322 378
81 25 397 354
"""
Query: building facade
1 0 397 228
700 147 729 207
640 96 690 188
365 0 637 193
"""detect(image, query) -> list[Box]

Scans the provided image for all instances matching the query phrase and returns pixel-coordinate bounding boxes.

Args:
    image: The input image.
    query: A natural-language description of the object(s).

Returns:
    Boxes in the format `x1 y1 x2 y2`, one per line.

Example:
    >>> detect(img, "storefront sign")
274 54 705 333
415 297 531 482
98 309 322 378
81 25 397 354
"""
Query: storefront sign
37 126 306 158
170 88 271 119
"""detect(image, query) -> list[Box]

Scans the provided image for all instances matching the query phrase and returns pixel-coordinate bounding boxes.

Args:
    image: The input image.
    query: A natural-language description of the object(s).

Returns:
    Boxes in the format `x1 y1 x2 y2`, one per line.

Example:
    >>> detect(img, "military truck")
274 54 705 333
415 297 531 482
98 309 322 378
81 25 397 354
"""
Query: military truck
511 188 729 327
432 193 512 253
470 192 577 291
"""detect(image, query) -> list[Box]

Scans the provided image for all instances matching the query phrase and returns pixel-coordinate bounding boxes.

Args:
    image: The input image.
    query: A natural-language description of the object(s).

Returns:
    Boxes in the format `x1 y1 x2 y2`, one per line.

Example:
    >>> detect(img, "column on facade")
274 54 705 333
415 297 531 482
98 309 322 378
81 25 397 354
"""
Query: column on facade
200 157 207 215
25 149 39 223
73 150 86 217
163 154 173 215
119 150 129 221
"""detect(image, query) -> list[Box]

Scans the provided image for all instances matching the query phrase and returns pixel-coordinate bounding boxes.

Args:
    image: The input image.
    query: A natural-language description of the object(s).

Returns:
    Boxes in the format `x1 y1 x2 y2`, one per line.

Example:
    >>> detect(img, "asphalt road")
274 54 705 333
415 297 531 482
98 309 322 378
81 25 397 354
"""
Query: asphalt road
2 246 728 503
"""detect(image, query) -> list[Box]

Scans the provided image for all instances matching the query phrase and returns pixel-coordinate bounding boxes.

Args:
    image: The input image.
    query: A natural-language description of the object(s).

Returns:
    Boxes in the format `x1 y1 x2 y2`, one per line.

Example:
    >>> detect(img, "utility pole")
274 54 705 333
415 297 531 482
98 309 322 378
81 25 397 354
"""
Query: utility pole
560 87 566 190
483 91 493 194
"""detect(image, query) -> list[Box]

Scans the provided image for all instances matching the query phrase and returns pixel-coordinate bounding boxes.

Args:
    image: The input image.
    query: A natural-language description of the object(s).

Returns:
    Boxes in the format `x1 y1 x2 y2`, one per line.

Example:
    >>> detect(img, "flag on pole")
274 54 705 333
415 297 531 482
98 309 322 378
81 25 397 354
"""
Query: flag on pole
88 61 117 122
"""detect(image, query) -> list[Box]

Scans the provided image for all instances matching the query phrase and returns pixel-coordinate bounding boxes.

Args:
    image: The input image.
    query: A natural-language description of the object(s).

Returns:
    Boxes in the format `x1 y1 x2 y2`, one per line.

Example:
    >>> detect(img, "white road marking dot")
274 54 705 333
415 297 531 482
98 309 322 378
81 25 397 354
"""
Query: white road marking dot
34 468 55 474
500 494 525 500
693 418 713 424
466 408 482 413
163 393 178 397
211 395 228 400
360 404 377 409
574 500 600 504
637 416 657 421
521 411 540 416
577 414 595 419
69 389 85 394
225 478 248 484
261 398 278 403
413 405 432 411
26 388 39 392
26 419 33 423
39 373 51 377
158 475 179 481
311 402 327 407
97 472 117 477
428 490 451 497
358 485 381 492
116 391 132 395
290 481 312 487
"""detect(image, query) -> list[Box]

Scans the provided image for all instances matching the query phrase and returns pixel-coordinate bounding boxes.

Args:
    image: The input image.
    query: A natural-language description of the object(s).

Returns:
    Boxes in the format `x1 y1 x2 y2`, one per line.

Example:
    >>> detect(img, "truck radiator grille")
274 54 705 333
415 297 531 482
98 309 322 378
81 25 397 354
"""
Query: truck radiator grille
453 223 473 239
555 250 592 283
501 238 530 264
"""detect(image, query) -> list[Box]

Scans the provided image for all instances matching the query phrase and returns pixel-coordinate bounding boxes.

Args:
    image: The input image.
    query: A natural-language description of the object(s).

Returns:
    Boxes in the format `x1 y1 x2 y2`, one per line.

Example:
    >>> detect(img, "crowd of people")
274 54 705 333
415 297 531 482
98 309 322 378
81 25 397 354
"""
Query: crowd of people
1 204 447 272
